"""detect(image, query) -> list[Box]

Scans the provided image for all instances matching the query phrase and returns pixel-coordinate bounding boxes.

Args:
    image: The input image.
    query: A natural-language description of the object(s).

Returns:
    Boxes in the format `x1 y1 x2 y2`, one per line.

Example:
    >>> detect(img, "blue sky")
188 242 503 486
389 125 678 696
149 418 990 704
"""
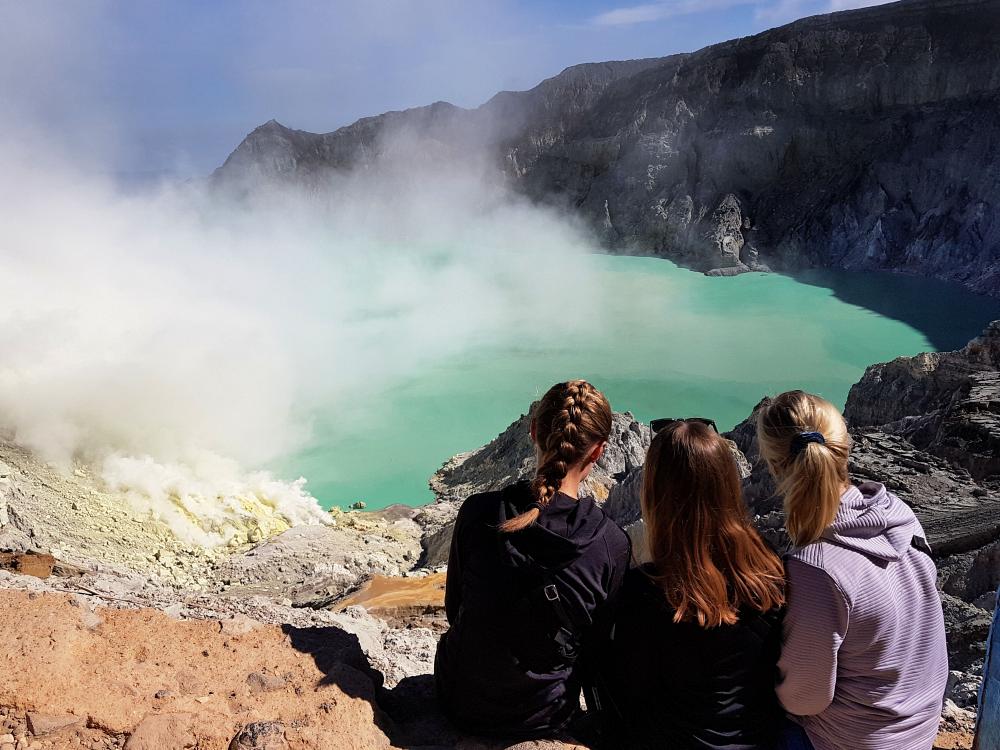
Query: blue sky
0 0 890 177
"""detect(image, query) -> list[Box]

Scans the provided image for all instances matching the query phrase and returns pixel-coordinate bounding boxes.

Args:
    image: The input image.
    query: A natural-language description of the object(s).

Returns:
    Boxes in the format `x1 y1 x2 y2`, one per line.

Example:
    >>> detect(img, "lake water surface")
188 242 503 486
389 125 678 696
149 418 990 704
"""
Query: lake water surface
284 256 1000 510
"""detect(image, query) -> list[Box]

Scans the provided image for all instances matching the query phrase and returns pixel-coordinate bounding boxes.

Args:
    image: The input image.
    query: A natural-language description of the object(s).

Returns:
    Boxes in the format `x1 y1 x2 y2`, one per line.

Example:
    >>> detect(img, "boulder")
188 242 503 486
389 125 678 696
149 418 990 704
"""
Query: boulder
229 722 287 750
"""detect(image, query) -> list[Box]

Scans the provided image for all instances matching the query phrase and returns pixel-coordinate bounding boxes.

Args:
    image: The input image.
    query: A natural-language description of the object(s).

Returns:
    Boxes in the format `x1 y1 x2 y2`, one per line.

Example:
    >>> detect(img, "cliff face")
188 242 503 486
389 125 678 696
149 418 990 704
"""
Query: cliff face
213 58 666 186
845 321 1000 480
214 0 1000 296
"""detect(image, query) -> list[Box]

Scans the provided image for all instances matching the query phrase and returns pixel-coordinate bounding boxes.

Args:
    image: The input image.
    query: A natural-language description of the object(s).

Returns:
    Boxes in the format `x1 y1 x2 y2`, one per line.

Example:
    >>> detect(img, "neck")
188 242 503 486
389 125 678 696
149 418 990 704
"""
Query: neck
557 471 585 499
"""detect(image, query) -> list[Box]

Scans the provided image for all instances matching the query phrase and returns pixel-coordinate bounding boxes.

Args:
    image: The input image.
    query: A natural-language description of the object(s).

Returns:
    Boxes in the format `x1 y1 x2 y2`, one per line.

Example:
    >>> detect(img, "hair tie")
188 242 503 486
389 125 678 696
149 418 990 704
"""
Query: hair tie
790 431 825 458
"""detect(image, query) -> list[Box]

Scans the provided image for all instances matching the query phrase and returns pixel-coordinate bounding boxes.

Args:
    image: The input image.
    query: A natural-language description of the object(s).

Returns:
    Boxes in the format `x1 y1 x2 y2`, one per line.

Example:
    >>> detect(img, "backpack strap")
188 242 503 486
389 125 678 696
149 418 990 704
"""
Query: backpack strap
540 573 592 664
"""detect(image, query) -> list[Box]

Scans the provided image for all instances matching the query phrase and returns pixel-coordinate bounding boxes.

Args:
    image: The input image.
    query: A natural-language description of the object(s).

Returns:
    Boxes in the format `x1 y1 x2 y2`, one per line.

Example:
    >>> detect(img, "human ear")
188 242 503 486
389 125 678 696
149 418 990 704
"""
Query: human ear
588 441 606 466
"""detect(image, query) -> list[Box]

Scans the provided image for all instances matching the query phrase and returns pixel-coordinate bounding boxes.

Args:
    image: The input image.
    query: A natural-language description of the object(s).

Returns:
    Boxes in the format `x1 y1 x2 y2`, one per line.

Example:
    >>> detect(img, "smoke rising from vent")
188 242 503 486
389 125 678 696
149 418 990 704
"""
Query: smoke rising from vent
0 135 599 543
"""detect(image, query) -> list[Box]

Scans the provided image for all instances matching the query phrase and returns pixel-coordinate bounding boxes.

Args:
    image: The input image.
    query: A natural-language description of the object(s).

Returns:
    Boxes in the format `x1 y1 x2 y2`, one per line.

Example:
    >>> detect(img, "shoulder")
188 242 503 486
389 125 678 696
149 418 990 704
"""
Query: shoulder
454 488 505 526
624 564 657 589
620 565 663 604
591 499 631 562
785 548 852 612
603 509 630 547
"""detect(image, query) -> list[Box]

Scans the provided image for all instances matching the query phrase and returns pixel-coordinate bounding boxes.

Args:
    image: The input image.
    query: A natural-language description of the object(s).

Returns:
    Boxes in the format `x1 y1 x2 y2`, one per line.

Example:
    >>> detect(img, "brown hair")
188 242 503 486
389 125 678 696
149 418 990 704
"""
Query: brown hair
642 421 785 627
500 380 612 533
756 390 851 547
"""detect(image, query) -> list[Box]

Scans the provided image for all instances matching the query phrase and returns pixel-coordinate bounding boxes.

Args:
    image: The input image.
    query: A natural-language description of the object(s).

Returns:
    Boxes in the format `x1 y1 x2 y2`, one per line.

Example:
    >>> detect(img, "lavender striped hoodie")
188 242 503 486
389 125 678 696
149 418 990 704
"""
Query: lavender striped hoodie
776 482 948 750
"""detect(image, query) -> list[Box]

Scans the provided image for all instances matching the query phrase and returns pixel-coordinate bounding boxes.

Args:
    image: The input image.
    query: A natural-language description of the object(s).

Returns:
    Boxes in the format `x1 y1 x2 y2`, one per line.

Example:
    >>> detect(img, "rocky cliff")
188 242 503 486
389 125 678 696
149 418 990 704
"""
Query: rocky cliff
214 0 1000 295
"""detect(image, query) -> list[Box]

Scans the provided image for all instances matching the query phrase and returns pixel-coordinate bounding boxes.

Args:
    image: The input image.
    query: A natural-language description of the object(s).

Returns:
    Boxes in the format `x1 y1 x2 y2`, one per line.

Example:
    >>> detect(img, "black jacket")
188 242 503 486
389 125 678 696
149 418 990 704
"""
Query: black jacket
595 565 785 750
434 481 631 739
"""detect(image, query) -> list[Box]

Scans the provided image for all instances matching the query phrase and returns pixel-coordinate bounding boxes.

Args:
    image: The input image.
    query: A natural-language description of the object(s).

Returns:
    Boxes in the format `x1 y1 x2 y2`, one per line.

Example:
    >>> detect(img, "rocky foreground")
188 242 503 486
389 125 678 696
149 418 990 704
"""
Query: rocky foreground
215 0 1000 296
2 323 1000 748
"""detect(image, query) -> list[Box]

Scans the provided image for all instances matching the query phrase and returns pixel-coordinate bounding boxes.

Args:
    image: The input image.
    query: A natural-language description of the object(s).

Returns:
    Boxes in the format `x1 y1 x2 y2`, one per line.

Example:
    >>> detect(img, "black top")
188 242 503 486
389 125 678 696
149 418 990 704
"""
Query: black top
434 481 632 739
595 565 785 750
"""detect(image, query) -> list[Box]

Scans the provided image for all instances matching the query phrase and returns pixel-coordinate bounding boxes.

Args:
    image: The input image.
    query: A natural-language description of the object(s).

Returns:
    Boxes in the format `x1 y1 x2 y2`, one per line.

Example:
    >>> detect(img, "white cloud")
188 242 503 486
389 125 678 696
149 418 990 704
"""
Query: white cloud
591 0 753 27
829 0 894 9
756 0 894 24
594 0 895 28
753 0 812 24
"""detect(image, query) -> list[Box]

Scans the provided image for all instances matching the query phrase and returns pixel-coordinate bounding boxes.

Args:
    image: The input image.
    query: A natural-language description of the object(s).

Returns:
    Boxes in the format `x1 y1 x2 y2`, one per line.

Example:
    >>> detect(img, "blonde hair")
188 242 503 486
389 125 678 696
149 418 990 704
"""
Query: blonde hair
756 390 851 546
500 380 612 533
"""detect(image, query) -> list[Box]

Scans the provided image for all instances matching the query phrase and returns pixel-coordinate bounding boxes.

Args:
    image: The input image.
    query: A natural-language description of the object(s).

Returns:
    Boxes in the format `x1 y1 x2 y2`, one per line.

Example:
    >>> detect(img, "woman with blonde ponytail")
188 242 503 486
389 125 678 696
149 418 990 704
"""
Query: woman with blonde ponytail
758 391 948 750
435 380 631 740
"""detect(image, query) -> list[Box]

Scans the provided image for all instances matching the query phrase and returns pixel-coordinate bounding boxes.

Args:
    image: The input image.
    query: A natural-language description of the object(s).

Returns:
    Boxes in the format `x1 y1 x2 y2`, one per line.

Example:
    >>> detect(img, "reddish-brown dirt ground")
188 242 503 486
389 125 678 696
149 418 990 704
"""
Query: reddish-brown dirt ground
0 590 393 749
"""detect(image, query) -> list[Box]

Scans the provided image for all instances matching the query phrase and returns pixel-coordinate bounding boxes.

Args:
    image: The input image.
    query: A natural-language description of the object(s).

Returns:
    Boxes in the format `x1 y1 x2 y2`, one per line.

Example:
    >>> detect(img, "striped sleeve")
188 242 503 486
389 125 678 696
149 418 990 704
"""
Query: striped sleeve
777 556 851 716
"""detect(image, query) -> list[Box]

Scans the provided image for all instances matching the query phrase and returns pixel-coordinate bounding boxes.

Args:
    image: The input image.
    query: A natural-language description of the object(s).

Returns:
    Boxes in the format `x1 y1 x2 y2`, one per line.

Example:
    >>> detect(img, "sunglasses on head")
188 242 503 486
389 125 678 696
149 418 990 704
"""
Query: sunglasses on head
650 417 719 434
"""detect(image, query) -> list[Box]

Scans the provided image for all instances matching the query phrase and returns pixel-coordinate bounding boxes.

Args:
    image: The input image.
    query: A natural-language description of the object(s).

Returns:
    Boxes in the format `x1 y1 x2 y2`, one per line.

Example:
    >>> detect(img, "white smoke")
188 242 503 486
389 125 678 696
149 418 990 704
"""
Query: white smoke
0 136 598 544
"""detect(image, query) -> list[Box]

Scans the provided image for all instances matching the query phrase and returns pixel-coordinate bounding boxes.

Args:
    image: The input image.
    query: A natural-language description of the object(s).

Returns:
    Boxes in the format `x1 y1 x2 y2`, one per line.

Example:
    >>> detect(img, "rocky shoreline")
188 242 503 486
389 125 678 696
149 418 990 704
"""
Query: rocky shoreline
2 322 999 748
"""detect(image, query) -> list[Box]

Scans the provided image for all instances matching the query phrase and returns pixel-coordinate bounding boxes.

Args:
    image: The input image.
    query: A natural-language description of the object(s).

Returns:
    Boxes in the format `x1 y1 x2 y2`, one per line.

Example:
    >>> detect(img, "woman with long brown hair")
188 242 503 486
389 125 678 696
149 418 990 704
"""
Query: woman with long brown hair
434 380 631 740
757 391 947 750
597 418 786 749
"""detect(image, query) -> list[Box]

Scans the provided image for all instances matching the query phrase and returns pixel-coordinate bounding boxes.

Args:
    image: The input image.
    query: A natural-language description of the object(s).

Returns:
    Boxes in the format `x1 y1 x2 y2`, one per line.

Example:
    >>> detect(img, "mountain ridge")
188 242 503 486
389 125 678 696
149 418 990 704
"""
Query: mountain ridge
214 0 1000 296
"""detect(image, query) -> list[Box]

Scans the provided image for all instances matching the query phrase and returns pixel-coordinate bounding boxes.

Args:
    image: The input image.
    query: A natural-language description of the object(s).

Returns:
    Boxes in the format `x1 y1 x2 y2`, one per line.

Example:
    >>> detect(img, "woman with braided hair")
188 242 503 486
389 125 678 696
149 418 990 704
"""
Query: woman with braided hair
434 380 631 740
757 390 947 750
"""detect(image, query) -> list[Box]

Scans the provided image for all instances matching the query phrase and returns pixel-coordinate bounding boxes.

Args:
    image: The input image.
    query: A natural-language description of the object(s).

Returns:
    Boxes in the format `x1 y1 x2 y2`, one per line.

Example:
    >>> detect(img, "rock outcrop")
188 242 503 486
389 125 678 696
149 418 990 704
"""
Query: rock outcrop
846 321 1000 481
214 0 1000 296
419 410 651 566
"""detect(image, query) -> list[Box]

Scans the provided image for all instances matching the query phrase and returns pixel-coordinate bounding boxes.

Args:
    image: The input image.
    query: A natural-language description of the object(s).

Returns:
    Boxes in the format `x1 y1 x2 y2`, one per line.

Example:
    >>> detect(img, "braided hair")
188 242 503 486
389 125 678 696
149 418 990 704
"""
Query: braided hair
501 380 613 533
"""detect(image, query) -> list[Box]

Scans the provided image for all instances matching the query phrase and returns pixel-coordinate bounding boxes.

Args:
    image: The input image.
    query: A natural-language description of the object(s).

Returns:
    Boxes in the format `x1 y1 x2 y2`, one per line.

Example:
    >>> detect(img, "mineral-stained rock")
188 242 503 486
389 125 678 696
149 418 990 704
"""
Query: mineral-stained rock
0 552 54 579
335 573 445 623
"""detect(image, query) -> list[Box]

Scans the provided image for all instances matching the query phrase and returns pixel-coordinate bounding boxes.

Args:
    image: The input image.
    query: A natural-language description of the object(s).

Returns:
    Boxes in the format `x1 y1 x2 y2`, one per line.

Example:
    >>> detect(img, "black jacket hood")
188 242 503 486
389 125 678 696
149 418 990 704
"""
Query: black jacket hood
499 480 611 572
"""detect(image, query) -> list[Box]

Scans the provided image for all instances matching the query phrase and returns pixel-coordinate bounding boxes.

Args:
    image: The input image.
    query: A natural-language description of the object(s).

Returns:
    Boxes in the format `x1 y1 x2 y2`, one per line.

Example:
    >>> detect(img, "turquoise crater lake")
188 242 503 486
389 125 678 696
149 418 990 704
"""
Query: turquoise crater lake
283 255 1000 511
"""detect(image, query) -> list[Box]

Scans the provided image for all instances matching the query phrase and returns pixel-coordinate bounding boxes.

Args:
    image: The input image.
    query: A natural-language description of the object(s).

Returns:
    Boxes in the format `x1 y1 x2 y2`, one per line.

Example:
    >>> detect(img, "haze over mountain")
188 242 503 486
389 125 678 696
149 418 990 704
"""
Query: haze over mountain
0 0 899 177
216 0 1000 296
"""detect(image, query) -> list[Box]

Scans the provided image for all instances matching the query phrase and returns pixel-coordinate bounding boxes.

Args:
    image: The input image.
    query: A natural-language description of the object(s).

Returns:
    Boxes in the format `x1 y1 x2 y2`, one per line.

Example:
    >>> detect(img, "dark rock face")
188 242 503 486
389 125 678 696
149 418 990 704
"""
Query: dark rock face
846 321 1000 480
215 0 1000 296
